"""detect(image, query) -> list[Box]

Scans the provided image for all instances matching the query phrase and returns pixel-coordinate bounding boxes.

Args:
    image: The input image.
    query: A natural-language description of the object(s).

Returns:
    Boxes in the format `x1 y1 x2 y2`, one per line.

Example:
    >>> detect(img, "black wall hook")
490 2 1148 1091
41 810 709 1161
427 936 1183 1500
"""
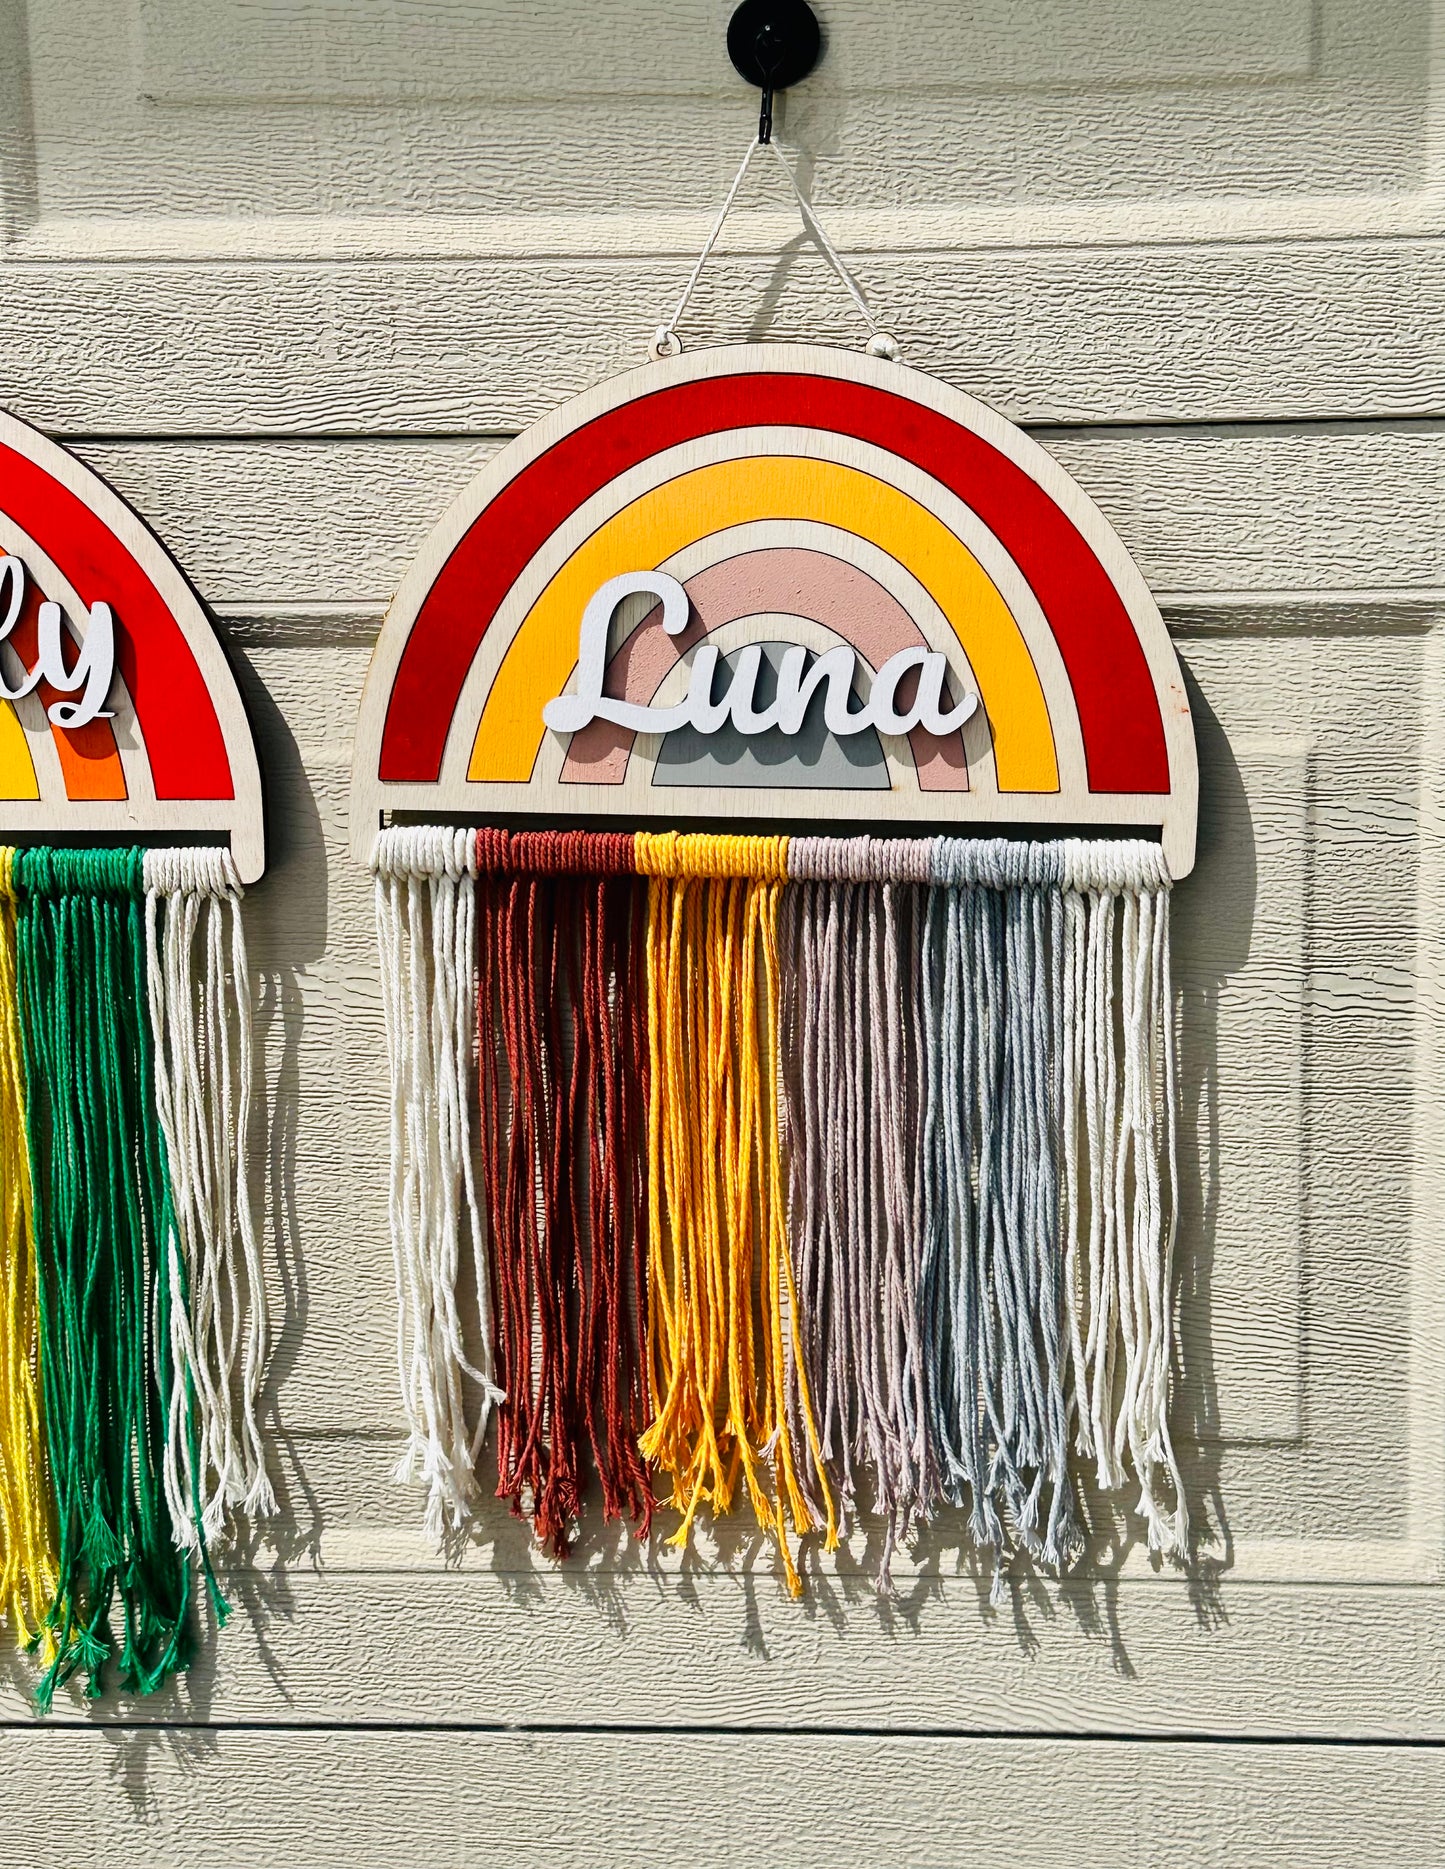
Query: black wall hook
727 0 822 143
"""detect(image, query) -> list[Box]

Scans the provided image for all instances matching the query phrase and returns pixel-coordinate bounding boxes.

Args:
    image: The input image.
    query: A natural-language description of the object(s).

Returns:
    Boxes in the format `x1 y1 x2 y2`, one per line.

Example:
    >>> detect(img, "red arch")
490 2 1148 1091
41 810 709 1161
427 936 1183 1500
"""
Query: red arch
0 440 233 799
378 373 1169 795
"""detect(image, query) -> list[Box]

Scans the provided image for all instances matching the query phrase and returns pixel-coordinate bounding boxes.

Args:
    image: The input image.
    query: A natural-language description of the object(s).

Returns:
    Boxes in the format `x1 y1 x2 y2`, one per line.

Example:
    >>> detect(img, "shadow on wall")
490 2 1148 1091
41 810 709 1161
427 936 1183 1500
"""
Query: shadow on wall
1171 666 1255 1612
228 649 330 1637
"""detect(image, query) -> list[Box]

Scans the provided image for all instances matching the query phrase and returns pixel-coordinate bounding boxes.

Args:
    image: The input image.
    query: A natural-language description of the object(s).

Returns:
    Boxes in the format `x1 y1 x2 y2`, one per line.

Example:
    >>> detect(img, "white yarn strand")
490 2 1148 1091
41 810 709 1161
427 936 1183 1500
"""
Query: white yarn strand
1053 839 1187 1558
1154 889 1189 1554
1059 886 1091 1457
372 826 502 1542
144 846 275 1551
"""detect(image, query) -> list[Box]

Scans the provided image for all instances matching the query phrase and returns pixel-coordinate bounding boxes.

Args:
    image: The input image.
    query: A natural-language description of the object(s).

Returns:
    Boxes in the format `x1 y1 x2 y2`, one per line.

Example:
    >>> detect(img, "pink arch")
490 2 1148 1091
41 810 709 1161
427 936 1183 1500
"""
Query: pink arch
559 547 970 790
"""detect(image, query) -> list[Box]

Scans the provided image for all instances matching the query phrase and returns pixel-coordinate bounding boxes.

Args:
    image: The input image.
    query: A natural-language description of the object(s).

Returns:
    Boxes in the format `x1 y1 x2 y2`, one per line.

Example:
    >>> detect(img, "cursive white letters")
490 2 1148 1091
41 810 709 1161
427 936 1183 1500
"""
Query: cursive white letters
0 555 115 729
543 570 978 743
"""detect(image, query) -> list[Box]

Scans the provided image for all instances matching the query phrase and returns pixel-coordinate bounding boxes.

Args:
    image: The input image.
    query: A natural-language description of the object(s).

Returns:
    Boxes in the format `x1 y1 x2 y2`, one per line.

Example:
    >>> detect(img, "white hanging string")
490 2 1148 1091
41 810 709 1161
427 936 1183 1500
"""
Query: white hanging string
651 136 900 363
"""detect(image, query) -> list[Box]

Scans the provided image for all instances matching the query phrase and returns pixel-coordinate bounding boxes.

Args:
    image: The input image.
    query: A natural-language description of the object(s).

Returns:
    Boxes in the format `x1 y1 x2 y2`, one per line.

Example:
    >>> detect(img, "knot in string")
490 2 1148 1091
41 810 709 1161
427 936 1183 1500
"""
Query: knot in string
475 829 638 876
371 824 475 882
635 830 789 881
930 836 1078 892
13 845 141 899
865 836 935 884
1060 837 1171 895
785 834 935 884
143 846 243 901
785 834 873 882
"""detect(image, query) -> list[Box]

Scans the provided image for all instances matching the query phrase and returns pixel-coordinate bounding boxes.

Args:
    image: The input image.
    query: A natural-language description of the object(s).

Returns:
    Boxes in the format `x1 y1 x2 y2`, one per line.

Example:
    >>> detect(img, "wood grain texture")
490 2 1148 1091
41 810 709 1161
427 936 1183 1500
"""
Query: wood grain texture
133 0 1319 103
5 1727 1445 1868
8 0 1430 251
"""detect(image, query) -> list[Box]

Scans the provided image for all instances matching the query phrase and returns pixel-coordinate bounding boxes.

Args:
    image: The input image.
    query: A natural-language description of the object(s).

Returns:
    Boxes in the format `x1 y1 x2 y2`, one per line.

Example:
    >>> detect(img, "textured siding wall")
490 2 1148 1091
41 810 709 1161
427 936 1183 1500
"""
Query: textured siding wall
1 0 1443 1860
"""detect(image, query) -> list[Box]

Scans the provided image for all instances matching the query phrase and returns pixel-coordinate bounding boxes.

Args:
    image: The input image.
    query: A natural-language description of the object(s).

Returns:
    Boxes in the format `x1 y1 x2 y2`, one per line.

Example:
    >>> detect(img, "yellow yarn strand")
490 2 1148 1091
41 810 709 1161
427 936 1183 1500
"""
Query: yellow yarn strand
636 833 834 1594
0 849 57 1658
757 878 838 1556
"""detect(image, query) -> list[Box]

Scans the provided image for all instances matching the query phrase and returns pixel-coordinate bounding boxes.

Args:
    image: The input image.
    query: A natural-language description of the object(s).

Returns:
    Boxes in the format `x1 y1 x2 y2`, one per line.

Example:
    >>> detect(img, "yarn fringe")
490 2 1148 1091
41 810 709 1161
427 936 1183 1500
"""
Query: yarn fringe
473 829 652 1555
780 839 935 1584
373 827 502 1542
14 848 191 1705
373 827 1188 1588
145 848 276 1550
0 852 58 1660
0 842 269 1704
635 833 832 1597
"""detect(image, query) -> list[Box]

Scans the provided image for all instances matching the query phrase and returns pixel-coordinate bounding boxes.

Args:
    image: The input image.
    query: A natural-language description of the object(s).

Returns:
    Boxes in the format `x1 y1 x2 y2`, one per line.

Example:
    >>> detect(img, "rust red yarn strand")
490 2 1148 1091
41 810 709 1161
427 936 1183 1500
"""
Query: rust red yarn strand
573 865 653 1529
475 830 653 1553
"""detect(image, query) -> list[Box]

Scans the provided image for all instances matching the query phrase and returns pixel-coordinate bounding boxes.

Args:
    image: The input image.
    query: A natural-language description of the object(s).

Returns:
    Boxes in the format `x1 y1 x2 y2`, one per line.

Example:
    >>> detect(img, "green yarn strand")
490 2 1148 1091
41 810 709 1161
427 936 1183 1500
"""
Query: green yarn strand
14 848 193 1706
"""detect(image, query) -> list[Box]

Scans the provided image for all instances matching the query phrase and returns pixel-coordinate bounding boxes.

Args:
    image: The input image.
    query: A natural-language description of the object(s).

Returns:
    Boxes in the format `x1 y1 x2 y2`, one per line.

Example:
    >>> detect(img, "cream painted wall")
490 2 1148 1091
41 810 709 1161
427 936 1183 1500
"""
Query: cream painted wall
1 0 1443 1861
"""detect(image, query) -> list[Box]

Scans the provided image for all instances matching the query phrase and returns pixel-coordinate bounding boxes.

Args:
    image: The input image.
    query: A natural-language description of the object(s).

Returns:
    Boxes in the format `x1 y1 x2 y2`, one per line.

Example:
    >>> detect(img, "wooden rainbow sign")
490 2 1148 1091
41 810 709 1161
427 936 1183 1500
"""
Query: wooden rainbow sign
357 341 1200 1581
352 343 1196 877
0 409 264 881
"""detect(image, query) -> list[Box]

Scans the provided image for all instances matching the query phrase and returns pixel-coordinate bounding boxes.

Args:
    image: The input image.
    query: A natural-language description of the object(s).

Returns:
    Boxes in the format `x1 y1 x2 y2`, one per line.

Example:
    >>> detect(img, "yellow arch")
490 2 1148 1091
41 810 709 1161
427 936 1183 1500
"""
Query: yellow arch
0 704 38 801
468 456 1060 792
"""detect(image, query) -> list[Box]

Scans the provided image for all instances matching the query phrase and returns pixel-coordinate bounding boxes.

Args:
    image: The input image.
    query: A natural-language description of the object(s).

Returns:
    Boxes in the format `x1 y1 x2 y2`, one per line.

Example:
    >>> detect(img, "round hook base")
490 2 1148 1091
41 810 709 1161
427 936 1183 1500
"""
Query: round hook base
726 0 822 92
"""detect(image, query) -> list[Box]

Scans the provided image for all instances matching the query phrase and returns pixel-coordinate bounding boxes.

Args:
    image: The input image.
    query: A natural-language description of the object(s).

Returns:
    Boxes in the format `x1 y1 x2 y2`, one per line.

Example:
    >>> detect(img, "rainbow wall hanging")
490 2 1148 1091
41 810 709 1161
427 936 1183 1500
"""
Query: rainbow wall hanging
0 409 273 1705
352 343 1197 1591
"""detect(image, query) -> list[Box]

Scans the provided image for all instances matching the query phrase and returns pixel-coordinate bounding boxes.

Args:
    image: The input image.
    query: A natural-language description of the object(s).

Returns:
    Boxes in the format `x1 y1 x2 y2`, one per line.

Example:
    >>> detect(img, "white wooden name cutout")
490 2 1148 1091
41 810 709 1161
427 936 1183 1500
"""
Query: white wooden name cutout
0 554 114 729
543 570 979 742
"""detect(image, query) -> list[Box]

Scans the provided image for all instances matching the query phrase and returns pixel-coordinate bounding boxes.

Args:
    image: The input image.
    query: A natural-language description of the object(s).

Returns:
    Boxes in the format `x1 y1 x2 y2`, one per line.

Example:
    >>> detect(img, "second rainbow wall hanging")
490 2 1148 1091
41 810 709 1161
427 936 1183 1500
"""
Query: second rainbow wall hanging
351 340 1198 1593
